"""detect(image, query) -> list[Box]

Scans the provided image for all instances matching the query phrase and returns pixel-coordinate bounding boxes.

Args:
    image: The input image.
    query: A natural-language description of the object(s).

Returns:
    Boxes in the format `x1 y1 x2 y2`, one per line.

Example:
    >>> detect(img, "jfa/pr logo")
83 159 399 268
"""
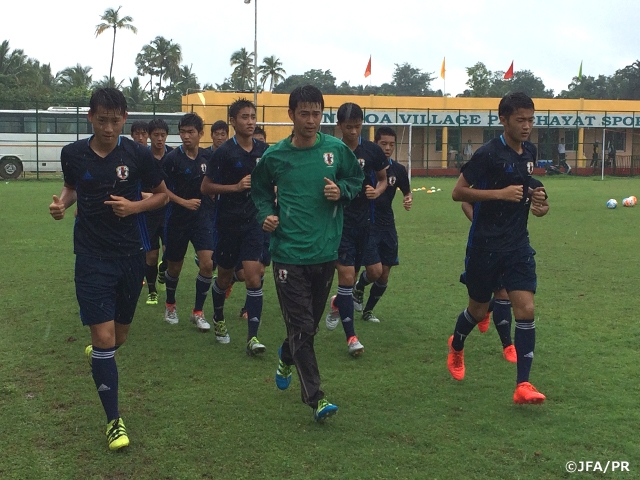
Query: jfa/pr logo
565 460 629 473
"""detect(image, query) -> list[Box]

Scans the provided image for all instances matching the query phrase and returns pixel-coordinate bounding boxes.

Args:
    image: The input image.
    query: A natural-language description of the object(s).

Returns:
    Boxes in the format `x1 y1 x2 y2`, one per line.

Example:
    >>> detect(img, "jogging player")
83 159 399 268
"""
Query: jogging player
143 118 173 304
447 92 549 404
325 102 388 356
352 126 412 322
130 121 149 146
161 113 215 333
252 85 363 421
201 98 269 354
49 88 168 450
210 120 229 152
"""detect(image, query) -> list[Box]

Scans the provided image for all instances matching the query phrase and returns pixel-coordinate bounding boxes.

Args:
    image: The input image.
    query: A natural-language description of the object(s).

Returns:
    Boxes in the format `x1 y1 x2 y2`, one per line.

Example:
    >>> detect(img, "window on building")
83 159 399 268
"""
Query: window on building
435 128 442 152
564 130 577 151
605 130 625 151
483 128 503 143
435 128 461 152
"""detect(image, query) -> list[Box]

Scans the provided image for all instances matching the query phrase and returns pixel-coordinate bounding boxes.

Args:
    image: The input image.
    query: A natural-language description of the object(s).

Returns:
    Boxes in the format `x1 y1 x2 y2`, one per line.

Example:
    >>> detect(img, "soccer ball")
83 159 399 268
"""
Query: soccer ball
623 197 635 207
631 196 638 205
606 199 617 209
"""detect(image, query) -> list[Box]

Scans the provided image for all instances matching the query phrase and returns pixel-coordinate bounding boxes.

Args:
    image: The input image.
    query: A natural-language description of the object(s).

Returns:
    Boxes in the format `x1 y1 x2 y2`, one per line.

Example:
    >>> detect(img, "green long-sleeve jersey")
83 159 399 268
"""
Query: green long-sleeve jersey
251 132 364 265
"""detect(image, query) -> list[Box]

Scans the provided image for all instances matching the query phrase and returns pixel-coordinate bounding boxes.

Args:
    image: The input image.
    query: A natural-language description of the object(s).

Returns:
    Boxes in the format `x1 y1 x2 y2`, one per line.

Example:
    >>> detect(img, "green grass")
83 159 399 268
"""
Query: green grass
2 176 640 479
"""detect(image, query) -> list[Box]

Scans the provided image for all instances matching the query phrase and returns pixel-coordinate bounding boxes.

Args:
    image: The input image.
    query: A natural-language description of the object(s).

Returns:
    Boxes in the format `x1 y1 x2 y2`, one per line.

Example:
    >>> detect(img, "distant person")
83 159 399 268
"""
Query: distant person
49 88 168 450
130 121 149 146
607 140 616 167
463 139 474 160
557 138 571 174
210 120 229 152
253 126 267 143
447 92 549 405
590 141 599 169
251 85 363 421
142 118 174 305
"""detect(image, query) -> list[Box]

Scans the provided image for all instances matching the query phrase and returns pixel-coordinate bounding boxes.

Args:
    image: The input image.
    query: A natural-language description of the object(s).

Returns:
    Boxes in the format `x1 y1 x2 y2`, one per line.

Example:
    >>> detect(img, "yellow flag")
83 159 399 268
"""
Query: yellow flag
440 57 446 79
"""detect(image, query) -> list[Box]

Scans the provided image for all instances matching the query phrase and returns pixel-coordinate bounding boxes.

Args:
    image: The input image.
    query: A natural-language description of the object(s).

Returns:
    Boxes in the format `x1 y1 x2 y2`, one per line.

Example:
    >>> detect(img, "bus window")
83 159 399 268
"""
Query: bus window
0 115 22 133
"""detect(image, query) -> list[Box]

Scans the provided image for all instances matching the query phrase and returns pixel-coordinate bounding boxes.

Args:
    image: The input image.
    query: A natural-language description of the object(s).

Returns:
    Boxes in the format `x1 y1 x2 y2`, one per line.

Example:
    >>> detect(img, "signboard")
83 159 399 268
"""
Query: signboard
322 110 639 128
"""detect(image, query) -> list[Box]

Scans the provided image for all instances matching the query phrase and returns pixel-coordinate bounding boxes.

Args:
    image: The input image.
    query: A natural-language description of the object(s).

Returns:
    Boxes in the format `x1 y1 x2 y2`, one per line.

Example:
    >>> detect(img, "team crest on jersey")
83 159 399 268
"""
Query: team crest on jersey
200 163 207 174
527 162 534 175
323 152 334 166
388 175 397 186
115 165 129 180
358 158 365 169
277 269 288 283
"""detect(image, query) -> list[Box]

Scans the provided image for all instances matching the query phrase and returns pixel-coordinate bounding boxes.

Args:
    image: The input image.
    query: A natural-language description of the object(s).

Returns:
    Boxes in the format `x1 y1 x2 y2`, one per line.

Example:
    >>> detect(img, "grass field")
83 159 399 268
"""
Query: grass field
2 176 640 479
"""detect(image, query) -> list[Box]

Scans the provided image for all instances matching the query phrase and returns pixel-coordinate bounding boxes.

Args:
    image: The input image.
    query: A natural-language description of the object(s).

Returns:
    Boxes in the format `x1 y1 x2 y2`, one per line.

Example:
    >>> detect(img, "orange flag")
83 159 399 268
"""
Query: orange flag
364 56 372 78
440 57 445 79
504 61 514 79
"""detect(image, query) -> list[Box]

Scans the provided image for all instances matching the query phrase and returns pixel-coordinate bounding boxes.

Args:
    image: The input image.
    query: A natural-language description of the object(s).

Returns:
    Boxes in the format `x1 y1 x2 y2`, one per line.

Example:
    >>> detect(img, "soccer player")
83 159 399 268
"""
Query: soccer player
447 92 549 404
200 99 269 354
210 120 229 152
49 88 168 450
352 127 412 323
251 85 363 421
252 126 267 143
325 102 388 356
130 120 149 146
161 113 215 333
143 118 173 305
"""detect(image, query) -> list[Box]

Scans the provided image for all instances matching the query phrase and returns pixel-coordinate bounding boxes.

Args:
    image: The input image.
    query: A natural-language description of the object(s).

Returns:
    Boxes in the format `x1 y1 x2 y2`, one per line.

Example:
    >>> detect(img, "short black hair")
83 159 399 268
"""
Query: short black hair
89 88 127 115
498 92 535 118
229 98 256 119
253 126 266 140
211 120 229 134
178 113 204 132
289 85 324 111
130 121 149 136
337 102 363 123
148 118 169 134
375 126 397 142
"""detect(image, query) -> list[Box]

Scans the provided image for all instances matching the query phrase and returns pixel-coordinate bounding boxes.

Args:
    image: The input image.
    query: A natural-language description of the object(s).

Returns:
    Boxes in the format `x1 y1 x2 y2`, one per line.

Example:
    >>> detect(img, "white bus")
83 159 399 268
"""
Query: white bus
0 107 184 178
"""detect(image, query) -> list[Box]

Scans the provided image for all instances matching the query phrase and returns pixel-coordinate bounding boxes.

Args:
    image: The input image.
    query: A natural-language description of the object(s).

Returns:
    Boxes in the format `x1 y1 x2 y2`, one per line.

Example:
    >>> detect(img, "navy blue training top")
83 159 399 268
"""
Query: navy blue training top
461 136 540 252
207 136 268 230
343 138 388 228
372 159 411 230
61 135 164 257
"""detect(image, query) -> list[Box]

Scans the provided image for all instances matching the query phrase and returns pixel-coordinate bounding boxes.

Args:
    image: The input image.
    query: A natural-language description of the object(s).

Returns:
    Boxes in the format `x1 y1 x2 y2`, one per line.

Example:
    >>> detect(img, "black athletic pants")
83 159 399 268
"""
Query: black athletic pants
272 261 335 409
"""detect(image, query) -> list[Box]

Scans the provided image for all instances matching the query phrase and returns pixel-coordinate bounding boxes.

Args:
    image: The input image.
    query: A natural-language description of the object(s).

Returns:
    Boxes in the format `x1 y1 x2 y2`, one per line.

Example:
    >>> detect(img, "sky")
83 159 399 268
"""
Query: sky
3 0 639 97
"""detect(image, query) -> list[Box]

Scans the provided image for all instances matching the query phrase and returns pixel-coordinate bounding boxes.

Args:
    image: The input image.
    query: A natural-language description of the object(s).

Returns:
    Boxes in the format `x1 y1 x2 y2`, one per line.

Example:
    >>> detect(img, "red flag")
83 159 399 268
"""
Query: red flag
364 55 371 78
504 61 514 79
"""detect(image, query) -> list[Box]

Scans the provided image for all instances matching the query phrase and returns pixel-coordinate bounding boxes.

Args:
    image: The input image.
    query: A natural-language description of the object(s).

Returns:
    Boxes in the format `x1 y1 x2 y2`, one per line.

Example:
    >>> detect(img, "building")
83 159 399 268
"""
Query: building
183 91 640 176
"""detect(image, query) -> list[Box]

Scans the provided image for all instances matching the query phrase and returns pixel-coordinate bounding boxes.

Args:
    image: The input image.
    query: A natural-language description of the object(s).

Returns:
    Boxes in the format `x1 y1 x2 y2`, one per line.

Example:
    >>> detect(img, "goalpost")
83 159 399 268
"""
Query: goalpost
258 122 414 182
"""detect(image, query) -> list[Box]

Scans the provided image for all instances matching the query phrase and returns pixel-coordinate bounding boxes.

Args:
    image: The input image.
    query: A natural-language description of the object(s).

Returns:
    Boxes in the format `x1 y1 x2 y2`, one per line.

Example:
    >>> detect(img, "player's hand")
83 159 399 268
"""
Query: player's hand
365 185 380 199
263 215 279 232
49 195 65 220
182 198 201 211
500 185 523 202
324 177 341 201
104 195 137 217
237 175 252 192
530 186 546 206
403 193 413 211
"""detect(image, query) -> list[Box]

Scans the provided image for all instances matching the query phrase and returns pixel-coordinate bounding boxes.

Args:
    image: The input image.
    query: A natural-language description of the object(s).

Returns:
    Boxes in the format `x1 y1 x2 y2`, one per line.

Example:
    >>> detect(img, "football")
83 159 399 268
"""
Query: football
623 197 635 207
607 199 618 209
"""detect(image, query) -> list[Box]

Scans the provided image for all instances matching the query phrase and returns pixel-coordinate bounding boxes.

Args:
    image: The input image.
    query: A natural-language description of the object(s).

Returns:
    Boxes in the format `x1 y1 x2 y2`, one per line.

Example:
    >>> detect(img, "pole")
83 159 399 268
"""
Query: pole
601 128 605 180
253 0 258 107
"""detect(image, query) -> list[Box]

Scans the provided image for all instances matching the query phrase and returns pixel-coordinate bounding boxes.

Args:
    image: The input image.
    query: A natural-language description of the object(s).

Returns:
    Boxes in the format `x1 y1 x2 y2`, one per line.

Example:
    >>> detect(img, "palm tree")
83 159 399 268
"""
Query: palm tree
56 64 93 89
171 64 200 95
95 6 137 85
259 55 286 91
135 44 158 100
92 75 124 89
0 40 28 78
230 48 254 92
135 37 181 100
123 77 149 110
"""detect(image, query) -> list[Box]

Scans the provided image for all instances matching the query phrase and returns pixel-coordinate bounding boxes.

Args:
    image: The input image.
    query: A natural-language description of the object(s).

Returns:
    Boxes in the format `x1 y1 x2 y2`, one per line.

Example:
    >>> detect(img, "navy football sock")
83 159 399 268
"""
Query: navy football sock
92 346 119 422
212 280 227 321
488 296 496 314
245 287 263 340
335 285 356 340
194 274 212 312
364 281 387 312
165 272 179 304
145 263 158 293
355 271 371 292
451 309 478 351
514 319 535 384
493 300 513 348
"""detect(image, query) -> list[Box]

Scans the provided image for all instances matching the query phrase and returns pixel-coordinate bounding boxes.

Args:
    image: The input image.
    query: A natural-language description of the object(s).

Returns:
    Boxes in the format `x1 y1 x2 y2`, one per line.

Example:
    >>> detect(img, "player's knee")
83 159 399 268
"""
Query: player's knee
366 263 382 282
146 250 160 265
199 259 214 276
